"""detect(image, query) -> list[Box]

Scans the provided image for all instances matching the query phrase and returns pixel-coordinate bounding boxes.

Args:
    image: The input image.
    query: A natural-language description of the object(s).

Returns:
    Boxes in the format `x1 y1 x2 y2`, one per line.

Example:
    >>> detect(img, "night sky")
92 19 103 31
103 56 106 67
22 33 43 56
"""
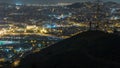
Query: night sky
0 0 120 4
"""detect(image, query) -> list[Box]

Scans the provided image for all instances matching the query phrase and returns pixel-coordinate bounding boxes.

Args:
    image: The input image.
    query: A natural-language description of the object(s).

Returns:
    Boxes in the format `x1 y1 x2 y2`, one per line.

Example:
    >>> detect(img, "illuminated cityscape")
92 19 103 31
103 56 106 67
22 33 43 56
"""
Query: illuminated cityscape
0 0 120 68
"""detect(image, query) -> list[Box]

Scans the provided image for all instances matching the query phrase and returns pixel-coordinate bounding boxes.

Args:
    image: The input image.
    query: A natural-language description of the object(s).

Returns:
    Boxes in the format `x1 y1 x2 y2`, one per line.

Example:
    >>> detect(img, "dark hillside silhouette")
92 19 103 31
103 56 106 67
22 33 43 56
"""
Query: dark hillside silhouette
16 31 120 68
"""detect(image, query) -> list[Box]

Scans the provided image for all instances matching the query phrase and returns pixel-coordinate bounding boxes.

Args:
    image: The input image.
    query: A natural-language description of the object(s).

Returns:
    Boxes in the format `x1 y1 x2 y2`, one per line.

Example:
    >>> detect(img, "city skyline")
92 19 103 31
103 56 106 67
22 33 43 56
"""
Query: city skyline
0 0 120 4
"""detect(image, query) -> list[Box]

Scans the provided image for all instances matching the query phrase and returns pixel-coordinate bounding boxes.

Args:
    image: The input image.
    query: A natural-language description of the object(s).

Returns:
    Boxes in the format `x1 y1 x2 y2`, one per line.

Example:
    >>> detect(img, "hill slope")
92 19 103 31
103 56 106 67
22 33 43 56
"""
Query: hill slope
16 31 120 68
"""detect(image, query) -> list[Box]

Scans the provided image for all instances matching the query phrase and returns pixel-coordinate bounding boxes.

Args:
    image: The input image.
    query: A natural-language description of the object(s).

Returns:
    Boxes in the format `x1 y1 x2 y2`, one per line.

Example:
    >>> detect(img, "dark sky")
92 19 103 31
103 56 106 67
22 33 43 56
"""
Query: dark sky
0 0 120 4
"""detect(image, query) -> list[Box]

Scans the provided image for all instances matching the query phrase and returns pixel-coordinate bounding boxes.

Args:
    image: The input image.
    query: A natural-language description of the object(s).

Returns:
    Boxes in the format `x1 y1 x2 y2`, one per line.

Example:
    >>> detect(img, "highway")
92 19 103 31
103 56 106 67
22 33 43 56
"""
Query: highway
0 28 62 39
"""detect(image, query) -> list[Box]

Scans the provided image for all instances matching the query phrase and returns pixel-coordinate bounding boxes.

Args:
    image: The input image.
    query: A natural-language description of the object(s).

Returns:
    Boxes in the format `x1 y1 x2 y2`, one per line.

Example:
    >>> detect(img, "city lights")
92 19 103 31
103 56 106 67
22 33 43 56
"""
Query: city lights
13 60 20 67
0 0 120 68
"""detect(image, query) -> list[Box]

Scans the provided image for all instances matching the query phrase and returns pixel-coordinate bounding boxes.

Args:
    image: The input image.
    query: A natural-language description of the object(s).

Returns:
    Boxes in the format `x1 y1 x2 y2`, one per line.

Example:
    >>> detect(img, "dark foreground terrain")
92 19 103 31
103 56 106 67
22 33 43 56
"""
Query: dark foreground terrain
16 31 120 68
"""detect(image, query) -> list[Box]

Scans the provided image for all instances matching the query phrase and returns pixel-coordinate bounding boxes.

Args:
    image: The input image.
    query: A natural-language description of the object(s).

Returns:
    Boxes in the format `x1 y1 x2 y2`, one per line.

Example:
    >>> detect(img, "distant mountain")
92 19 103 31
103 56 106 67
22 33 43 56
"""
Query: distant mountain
15 31 120 68
104 1 118 5
0 2 15 6
67 2 85 8
0 2 13 5
67 1 120 9
103 1 119 8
